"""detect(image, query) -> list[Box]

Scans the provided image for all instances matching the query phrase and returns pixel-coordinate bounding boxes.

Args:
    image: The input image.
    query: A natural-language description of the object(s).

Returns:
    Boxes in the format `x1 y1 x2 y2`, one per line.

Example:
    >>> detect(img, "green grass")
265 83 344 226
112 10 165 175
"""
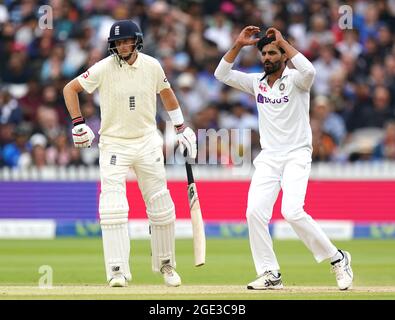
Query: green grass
0 238 394 299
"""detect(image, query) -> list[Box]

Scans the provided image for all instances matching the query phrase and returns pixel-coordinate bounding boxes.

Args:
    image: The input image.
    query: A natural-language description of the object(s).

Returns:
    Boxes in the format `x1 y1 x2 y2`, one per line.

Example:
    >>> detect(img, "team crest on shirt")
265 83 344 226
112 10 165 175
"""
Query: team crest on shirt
129 96 136 110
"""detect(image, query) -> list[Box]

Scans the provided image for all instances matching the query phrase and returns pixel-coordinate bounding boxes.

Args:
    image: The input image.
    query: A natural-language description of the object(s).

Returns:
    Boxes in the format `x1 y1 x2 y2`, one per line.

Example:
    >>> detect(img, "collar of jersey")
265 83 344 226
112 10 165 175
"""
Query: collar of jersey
261 66 291 83
124 53 141 69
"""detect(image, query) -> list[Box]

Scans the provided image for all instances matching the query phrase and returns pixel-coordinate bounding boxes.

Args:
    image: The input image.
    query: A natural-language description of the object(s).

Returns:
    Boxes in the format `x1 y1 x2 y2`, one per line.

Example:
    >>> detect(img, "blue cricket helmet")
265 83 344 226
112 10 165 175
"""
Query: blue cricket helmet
107 20 143 53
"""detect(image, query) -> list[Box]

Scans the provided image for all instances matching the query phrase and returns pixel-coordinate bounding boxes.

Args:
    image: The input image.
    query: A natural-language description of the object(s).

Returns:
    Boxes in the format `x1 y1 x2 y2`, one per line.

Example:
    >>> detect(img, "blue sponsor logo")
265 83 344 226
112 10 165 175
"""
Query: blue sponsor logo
257 94 289 104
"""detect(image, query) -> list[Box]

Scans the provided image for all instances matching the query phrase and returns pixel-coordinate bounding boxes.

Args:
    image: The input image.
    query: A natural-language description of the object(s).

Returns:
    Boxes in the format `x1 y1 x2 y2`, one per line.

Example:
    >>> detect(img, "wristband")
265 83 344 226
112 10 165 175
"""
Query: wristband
175 123 186 133
168 108 184 127
72 116 85 127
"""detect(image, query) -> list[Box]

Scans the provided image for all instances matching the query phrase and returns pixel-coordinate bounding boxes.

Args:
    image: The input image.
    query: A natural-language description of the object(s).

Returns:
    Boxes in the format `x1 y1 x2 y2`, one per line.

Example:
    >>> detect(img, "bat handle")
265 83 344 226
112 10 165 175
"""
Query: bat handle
184 149 195 184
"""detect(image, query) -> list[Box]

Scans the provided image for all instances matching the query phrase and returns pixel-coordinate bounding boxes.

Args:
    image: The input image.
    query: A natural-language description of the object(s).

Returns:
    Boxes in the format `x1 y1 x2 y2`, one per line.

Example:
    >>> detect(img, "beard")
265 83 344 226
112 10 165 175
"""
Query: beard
263 60 282 75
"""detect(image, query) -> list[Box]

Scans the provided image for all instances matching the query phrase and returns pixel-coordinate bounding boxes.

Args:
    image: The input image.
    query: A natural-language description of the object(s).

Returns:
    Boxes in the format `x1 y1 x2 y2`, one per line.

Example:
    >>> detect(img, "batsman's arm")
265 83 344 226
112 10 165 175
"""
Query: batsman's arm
160 88 197 159
160 87 186 128
160 88 182 116
63 79 84 120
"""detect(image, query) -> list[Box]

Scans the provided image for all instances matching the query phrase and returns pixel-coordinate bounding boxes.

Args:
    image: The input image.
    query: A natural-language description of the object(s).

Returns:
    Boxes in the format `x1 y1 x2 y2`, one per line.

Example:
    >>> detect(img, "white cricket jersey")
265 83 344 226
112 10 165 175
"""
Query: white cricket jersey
78 53 170 142
214 53 316 154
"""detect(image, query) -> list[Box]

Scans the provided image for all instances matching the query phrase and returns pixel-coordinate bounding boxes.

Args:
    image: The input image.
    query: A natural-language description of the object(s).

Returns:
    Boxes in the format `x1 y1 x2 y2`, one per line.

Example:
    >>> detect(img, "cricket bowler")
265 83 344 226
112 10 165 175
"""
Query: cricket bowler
214 26 353 290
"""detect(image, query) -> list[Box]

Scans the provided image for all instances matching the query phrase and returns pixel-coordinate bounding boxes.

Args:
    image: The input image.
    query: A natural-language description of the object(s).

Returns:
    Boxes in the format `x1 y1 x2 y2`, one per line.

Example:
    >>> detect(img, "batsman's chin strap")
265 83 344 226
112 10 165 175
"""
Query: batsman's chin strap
109 48 136 68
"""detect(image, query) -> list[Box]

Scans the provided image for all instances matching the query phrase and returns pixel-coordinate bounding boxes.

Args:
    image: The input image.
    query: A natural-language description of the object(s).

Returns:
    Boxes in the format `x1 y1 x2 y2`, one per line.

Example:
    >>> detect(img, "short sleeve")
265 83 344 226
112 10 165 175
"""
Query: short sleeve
77 61 104 94
155 62 171 94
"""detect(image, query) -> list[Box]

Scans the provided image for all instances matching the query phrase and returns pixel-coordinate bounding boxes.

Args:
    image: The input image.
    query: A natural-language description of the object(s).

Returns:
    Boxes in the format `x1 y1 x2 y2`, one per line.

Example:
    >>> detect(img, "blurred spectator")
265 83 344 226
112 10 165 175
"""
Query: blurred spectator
2 123 32 168
368 63 387 87
175 72 207 118
311 95 346 145
46 130 74 166
327 71 354 119
18 79 43 123
305 14 335 58
0 88 23 125
204 11 233 53
356 36 380 74
359 2 382 45
35 104 62 144
377 24 393 56
2 44 31 85
0 123 14 166
220 102 258 131
373 120 395 160
358 86 394 129
41 44 74 81
312 45 341 96
336 29 363 59
30 133 48 168
311 118 337 162
288 7 308 52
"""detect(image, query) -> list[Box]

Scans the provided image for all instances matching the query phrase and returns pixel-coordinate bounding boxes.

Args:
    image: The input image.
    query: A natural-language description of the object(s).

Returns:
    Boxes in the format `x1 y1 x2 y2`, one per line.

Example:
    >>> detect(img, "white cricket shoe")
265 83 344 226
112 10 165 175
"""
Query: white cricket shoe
161 264 181 287
331 250 353 290
109 275 128 287
247 271 283 290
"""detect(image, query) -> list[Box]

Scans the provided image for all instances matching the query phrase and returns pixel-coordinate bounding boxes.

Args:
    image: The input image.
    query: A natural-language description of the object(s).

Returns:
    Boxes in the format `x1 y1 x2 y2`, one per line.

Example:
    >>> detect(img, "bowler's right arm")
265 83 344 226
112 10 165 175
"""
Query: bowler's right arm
214 26 260 95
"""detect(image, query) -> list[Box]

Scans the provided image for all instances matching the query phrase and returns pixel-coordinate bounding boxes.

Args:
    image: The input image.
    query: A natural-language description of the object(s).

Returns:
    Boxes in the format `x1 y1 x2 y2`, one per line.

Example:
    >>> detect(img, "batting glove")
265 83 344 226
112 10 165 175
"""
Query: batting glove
72 123 95 148
176 124 197 159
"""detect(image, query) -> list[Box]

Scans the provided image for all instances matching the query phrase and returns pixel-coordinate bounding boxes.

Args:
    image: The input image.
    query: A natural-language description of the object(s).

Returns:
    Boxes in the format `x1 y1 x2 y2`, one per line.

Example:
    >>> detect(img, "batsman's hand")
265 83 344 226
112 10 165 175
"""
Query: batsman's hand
72 123 95 148
235 26 260 47
176 125 197 159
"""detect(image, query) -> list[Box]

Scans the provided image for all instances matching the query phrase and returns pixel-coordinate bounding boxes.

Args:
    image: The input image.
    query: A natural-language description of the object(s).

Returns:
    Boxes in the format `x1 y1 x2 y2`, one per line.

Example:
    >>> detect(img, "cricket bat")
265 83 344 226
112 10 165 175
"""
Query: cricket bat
185 158 206 267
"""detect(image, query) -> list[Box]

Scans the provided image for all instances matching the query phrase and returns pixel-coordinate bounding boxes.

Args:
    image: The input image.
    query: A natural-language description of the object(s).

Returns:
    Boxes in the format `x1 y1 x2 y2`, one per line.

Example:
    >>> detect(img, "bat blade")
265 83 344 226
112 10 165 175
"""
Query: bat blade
187 182 206 267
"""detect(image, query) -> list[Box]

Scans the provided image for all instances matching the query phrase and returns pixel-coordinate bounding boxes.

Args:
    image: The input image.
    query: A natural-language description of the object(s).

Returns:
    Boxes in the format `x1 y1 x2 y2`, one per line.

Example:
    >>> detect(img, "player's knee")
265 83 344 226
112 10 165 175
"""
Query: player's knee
146 189 175 225
99 189 129 225
281 205 305 222
246 206 270 225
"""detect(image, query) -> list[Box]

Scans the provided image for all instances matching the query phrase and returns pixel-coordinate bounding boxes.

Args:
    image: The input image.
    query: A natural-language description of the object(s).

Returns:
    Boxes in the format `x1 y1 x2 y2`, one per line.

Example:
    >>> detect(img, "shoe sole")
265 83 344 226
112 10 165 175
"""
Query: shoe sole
110 283 128 288
109 277 128 288
109 282 127 287
247 284 284 290
165 283 181 287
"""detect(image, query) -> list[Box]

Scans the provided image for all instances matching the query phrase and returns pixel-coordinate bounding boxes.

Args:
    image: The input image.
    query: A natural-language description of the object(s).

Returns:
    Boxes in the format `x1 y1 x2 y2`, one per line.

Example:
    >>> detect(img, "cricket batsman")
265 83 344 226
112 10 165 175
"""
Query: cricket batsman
214 26 353 290
63 20 197 287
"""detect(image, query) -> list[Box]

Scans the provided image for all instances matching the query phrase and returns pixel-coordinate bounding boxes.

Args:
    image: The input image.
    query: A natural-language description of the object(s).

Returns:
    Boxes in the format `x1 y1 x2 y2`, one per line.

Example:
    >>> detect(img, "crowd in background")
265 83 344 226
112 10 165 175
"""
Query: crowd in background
1 0 395 169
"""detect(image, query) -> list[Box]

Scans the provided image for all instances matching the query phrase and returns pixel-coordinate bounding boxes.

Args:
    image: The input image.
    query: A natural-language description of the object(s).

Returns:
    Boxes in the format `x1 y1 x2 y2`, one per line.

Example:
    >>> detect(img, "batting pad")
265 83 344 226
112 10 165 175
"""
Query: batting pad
99 190 131 281
146 189 176 273
99 190 129 224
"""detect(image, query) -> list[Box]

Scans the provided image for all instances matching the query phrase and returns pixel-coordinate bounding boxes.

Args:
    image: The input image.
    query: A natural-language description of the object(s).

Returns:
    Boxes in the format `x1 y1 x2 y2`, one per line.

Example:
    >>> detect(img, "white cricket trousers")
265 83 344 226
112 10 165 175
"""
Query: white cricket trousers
98 130 169 280
99 130 167 204
246 148 337 276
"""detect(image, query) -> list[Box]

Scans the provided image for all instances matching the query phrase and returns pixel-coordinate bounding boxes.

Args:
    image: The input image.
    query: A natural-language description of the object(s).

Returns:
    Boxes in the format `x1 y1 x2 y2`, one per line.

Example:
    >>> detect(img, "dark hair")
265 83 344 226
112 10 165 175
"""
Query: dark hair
257 36 285 53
